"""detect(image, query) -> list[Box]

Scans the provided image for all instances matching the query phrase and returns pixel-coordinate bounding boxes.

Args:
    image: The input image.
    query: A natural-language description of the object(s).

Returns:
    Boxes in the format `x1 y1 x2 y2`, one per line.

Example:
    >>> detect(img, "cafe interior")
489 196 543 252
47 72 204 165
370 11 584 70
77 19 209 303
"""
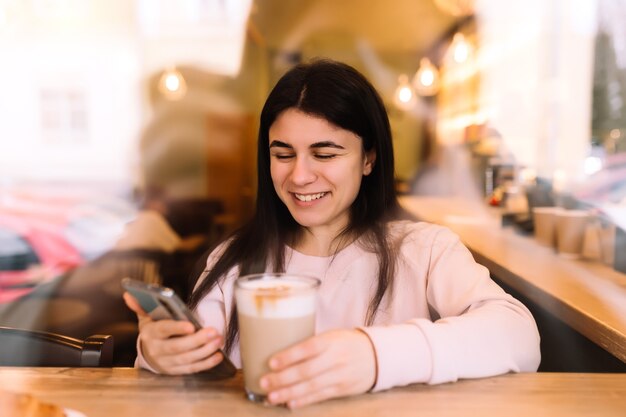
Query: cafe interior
0 0 625 415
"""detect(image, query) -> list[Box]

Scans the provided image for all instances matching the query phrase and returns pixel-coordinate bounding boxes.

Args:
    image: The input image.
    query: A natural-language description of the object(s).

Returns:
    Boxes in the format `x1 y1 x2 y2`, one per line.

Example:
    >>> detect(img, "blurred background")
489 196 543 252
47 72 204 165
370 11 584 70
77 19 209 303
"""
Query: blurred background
0 0 625 364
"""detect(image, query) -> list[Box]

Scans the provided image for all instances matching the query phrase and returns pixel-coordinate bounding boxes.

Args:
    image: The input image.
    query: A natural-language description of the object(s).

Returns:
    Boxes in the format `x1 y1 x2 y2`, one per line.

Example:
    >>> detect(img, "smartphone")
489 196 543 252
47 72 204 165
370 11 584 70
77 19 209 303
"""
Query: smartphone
121 277 236 378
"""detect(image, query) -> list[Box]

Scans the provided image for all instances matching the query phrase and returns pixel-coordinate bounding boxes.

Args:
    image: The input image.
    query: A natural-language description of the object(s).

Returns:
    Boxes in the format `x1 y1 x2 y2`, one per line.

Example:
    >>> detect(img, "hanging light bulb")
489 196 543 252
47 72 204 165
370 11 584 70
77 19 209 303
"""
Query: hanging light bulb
412 57 440 96
393 74 416 111
451 33 472 64
158 66 187 101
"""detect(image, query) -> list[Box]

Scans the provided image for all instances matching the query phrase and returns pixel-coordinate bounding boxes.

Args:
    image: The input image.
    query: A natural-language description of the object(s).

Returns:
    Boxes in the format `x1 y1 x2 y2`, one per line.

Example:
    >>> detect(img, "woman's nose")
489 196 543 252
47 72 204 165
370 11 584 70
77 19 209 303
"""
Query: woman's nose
290 156 317 185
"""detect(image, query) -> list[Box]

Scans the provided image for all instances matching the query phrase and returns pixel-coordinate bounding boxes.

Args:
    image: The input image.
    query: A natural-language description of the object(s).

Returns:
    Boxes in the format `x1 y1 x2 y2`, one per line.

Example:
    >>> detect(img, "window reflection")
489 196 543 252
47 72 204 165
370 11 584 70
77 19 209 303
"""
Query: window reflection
0 0 624 368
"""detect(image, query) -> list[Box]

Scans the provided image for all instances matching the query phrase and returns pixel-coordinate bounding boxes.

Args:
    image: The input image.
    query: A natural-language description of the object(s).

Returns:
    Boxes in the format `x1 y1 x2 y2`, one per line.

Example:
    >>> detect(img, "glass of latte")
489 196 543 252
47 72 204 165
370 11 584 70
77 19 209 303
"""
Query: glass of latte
234 273 320 403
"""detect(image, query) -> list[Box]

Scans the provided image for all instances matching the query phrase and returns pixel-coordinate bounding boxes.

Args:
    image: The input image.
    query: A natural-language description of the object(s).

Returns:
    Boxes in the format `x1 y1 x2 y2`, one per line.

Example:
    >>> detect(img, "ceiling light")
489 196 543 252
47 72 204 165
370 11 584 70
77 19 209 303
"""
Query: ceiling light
412 58 440 96
393 74 416 111
451 33 472 63
158 67 187 101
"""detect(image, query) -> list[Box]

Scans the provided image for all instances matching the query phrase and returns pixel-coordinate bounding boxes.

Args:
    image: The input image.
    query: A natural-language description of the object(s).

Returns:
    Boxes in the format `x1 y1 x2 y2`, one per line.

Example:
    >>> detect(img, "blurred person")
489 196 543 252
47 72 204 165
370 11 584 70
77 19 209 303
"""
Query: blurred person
126 59 540 408
412 124 492 201
0 106 225 365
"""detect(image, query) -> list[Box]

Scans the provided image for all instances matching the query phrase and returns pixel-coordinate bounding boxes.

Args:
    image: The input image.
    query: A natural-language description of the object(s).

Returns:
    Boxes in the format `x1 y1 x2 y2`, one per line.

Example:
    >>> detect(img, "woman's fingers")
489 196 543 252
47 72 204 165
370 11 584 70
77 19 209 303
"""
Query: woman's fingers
143 319 197 341
158 336 225 374
166 350 226 375
143 325 211 355
265 367 343 408
261 344 333 389
268 336 326 371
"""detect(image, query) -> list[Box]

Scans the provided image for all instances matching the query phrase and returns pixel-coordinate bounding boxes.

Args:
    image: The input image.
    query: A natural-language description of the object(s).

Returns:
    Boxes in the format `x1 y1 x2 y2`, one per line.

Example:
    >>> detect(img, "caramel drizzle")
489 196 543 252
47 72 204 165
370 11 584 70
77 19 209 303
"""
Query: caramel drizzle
252 285 296 314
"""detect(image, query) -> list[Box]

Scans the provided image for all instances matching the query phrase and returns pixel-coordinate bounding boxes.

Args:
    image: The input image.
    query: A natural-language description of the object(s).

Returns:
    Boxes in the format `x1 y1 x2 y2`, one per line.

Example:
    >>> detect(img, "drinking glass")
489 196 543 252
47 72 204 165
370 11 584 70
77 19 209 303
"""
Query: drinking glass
234 272 320 403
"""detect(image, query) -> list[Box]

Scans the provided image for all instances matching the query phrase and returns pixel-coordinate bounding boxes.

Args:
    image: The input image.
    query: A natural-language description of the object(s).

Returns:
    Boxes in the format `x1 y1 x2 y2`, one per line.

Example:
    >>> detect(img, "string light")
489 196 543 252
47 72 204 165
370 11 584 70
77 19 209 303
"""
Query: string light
393 32 474 110
393 74 416 111
412 57 440 96
451 33 471 64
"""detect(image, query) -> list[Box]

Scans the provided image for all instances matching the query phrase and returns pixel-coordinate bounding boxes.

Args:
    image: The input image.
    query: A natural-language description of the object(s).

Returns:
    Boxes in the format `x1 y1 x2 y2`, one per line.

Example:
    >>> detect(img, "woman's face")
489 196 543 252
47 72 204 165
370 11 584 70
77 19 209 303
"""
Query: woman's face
269 108 375 237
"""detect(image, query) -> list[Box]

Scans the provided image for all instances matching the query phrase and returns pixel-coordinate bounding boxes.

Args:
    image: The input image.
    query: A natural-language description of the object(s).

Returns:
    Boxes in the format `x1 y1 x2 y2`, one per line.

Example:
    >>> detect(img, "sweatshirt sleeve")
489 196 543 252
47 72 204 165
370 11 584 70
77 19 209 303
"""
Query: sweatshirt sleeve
360 225 541 391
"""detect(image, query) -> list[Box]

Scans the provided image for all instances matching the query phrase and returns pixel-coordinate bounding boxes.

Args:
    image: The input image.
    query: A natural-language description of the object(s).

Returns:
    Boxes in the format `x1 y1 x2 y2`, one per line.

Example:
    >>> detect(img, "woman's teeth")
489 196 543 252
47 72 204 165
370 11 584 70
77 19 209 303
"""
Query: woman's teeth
294 192 326 202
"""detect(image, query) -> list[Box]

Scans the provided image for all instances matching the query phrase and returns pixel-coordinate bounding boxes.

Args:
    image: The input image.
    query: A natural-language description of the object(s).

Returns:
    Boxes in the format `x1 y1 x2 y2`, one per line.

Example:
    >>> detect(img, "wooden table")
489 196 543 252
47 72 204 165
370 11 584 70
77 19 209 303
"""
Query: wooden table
1 367 625 417
400 196 626 364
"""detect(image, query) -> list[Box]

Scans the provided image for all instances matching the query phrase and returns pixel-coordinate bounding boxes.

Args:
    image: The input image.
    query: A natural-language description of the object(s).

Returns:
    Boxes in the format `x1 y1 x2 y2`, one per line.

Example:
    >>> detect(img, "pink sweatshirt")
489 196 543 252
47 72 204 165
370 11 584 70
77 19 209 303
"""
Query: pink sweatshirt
138 221 540 391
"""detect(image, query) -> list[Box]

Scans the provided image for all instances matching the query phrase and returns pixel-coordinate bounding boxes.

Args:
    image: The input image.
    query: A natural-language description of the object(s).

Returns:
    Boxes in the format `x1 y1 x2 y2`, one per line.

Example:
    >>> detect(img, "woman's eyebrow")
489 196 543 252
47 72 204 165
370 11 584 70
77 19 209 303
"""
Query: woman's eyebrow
310 141 345 149
269 140 292 148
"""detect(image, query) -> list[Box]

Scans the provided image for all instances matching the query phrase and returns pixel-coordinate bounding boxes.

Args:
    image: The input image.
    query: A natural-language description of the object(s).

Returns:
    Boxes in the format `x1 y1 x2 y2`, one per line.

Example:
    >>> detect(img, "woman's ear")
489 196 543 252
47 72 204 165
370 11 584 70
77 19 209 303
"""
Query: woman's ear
363 150 376 176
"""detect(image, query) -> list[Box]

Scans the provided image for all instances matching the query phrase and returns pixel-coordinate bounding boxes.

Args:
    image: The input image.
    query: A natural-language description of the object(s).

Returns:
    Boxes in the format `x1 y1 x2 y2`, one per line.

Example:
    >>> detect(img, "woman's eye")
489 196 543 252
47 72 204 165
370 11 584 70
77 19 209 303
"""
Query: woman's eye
272 153 294 160
315 154 336 160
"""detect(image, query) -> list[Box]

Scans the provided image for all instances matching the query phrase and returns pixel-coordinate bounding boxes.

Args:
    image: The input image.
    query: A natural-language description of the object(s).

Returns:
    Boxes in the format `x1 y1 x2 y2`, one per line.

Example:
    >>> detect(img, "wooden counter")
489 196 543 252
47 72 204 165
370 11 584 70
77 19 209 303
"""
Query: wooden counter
1 367 625 417
400 196 626 365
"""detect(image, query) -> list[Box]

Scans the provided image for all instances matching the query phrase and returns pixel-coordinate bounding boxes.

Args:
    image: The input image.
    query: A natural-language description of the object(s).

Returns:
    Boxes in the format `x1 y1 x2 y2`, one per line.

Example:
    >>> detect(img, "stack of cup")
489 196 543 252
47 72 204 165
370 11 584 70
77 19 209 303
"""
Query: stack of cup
532 207 590 259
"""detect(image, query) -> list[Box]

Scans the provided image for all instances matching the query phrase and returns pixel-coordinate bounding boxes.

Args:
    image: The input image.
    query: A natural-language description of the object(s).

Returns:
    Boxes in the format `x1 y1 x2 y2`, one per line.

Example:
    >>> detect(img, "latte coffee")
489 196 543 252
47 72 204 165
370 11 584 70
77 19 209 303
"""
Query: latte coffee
234 273 320 403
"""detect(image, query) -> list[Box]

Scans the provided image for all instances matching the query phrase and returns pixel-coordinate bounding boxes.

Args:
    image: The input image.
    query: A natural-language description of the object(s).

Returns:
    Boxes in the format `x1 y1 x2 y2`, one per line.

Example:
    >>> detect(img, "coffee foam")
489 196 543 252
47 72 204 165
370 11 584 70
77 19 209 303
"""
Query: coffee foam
235 278 317 318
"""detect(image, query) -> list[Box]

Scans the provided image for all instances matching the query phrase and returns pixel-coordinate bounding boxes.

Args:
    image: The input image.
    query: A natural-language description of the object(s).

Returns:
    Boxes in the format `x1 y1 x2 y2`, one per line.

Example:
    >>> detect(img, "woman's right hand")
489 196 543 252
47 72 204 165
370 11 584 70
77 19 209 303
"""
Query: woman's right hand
123 292 226 375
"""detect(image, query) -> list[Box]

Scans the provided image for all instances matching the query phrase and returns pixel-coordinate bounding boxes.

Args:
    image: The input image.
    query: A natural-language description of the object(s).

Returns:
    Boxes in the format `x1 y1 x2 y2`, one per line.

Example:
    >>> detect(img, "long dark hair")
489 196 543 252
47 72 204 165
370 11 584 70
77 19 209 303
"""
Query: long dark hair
189 59 408 354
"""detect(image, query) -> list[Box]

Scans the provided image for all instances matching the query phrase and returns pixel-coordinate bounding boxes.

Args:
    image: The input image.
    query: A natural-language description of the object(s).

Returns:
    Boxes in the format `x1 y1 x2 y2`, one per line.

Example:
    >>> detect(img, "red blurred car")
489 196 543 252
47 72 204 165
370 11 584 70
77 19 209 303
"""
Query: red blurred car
0 214 83 303
0 185 136 303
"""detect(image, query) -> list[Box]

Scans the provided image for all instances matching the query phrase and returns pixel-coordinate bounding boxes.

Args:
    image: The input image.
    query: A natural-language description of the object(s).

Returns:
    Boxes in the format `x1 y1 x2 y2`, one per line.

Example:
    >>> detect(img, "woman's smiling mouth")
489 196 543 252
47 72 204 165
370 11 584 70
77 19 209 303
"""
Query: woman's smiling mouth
293 192 327 202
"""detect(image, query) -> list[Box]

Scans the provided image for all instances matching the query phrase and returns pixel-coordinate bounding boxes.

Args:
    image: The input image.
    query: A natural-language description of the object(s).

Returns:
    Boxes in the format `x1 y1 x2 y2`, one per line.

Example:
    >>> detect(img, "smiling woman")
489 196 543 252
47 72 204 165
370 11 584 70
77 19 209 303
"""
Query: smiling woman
126 58 540 409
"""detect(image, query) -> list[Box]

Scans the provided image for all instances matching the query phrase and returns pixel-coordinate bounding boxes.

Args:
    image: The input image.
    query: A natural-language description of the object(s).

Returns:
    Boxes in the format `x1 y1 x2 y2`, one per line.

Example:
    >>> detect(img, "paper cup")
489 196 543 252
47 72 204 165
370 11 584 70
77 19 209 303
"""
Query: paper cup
533 207 562 247
556 210 589 259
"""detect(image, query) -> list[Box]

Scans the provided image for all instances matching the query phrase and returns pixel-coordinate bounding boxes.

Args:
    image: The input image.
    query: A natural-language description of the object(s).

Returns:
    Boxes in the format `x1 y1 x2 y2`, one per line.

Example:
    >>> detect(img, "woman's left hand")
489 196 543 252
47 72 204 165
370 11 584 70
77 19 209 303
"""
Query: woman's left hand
259 329 377 409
